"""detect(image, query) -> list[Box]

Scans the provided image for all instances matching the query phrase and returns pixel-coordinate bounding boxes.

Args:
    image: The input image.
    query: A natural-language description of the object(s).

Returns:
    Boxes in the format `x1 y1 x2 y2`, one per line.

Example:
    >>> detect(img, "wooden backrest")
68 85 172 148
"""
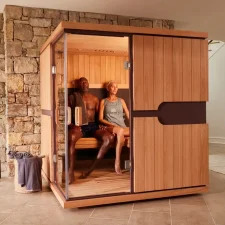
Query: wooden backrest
68 88 130 126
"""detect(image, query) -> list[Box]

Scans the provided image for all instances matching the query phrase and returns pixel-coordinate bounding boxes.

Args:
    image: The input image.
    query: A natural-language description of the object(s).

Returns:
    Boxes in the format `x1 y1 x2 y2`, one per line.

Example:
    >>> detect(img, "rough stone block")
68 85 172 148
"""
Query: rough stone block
69 11 79 22
14 121 23 132
29 85 40 96
14 20 29 24
52 19 62 28
0 82 5 96
60 11 68 20
118 16 129 26
16 93 30 104
8 93 15 103
32 36 48 48
14 116 32 122
31 96 40 106
80 18 98 24
8 74 23 93
22 42 37 49
153 20 163 28
23 122 34 133
14 57 38 73
6 41 22 57
8 132 23 145
5 57 14 74
29 18 51 27
0 70 6 83
30 144 40 155
0 44 4 55
44 9 60 18
0 104 5 115
22 134 40 144
0 58 5 71
24 74 40 85
15 145 29 152
34 117 41 123
130 19 153 27
106 15 117 20
5 20 13 41
99 20 112 25
34 124 40 133
85 12 105 20
33 27 51 36
7 117 14 132
14 24 33 41
26 49 39 57
23 7 44 18
163 20 174 29
0 147 6 161
5 6 22 20
0 116 6 133
80 12 85 17
0 133 6 147
7 104 27 116
28 106 41 117
22 16 28 20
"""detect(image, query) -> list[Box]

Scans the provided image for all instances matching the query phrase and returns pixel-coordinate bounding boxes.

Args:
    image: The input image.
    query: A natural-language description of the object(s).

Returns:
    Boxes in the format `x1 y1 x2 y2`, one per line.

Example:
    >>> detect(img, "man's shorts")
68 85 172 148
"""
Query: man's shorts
81 122 99 137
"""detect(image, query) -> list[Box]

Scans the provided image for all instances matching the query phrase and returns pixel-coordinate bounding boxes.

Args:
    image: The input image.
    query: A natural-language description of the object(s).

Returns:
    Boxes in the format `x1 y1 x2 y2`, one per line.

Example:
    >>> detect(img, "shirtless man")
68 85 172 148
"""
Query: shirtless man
68 77 114 184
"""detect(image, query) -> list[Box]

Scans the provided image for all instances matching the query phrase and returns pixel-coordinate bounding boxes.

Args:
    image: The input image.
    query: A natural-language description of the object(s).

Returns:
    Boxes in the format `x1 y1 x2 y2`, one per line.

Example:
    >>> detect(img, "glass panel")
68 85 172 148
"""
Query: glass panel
53 34 69 199
66 33 131 198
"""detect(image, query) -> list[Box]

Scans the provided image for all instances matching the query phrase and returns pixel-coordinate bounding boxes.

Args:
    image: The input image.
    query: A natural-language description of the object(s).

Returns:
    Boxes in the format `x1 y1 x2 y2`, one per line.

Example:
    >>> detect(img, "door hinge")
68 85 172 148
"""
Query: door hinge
124 160 131 170
52 65 56 75
124 61 131 70
53 154 57 163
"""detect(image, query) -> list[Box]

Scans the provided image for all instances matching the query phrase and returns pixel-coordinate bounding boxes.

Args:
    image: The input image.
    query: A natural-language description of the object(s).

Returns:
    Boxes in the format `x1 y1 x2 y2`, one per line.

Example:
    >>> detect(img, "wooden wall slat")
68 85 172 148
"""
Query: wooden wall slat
163 125 174 189
40 45 52 110
133 117 155 192
192 40 201 101
201 124 209 185
163 37 173 102
41 115 53 182
200 40 208 101
182 39 192 101
67 53 128 87
154 118 164 190
191 125 201 186
173 38 183 101
133 117 146 192
143 36 154 110
173 125 183 188
182 125 192 187
153 37 164 110
133 35 144 110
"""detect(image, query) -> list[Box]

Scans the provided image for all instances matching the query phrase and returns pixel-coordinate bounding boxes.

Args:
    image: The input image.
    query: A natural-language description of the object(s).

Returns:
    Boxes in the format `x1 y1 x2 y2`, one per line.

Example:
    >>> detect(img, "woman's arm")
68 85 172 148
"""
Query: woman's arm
99 99 116 127
121 99 129 119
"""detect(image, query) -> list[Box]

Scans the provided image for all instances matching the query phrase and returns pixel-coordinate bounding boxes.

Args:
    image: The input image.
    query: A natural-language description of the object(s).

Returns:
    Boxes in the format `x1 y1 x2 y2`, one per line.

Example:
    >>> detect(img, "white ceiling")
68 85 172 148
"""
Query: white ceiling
0 0 225 40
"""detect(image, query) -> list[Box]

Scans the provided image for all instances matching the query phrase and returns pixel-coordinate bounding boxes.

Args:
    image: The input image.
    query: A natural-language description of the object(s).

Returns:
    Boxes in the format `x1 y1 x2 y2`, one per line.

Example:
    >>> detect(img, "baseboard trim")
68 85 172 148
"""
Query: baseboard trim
209 137 225 145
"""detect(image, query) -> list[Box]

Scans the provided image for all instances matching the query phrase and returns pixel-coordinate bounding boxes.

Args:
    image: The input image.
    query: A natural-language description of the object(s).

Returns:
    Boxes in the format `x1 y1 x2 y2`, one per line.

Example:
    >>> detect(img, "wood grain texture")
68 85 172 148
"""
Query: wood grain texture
191 39 201 101
67 53 129 87
163 37 173 102
133 117 155 192
200 40 209 101
153 37 164 110
40 44 52 110
173 38 183 101
133 35 144 110
173 125 183 188
41 115 53 182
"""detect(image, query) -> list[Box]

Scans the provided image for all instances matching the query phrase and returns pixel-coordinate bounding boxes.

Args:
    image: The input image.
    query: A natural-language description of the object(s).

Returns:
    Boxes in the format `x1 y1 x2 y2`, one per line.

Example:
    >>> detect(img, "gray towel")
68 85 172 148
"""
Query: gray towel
17 157 42 191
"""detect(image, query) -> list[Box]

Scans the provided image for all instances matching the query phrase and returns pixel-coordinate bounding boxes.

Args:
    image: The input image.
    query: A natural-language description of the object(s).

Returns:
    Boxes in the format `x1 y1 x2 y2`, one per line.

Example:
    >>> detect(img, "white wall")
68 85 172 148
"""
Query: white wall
207 45 225 144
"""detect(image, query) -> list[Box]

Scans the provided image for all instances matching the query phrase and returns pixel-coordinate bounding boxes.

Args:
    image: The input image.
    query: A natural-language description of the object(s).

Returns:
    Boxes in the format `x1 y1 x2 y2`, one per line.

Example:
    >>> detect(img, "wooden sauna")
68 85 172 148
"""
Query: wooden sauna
40 21 209 208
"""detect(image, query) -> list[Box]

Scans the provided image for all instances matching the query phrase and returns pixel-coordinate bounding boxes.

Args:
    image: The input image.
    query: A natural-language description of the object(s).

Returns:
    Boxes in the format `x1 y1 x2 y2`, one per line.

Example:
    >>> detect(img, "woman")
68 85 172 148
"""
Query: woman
99 81 130 174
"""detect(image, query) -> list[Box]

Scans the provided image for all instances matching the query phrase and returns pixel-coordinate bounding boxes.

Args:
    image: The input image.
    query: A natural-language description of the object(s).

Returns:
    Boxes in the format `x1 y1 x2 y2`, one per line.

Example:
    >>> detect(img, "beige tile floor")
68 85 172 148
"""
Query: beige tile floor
0 144 225 225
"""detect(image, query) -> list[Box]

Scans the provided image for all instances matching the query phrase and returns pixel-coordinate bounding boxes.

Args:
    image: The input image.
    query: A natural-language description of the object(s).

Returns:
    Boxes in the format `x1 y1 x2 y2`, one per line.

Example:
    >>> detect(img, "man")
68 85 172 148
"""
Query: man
68 77 114 184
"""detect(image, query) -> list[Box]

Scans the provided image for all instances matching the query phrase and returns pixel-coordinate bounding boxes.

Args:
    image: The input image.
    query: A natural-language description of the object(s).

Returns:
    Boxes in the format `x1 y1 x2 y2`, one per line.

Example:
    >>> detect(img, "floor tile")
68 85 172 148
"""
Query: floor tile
42 207 94 225
87 218 127 225
0 213 11 223
1 205 56 225
170 194 205 205
172 210 215 225
133 199 170 213
128 211 171 225
92 203 133 220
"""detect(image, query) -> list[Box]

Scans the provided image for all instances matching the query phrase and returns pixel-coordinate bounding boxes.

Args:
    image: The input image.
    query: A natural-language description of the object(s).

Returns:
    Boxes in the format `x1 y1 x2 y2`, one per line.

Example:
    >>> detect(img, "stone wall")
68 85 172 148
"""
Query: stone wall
0 13 6 168
3 5 174 176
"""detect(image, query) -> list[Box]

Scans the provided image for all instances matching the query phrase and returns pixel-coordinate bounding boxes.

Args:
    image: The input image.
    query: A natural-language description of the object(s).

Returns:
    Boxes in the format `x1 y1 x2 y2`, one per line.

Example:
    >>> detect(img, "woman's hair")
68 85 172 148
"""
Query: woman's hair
106 80 117 91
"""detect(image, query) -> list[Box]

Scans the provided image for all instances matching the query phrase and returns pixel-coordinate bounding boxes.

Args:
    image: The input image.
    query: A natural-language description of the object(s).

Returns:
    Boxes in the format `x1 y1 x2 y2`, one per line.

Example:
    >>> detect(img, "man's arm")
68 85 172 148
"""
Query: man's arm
121 99 129 120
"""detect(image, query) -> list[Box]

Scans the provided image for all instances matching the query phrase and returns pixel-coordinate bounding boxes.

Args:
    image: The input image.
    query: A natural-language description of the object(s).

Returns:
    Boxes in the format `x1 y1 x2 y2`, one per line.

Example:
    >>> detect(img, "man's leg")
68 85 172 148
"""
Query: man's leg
68 127 83 184
79 130 114 179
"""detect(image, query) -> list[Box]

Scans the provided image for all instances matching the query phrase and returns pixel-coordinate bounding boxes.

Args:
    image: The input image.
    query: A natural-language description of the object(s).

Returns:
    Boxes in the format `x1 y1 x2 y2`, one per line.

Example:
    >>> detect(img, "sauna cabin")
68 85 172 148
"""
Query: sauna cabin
40 21 209 208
